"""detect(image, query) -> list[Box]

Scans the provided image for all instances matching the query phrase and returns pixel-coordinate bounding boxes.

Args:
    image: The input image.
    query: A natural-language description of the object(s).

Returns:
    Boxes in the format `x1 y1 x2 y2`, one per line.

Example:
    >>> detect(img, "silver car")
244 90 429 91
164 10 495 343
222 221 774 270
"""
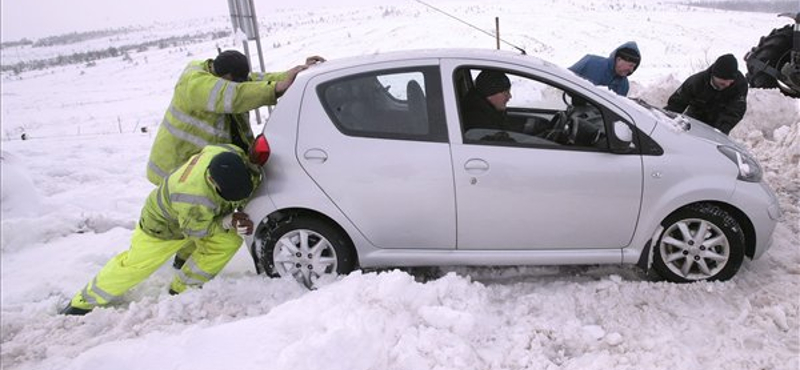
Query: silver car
243 49 782 287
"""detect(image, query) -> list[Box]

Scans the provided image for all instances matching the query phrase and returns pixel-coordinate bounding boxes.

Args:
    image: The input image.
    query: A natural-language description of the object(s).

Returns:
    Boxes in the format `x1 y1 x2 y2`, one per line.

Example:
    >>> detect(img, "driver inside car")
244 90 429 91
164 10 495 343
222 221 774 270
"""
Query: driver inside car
461 70 526 137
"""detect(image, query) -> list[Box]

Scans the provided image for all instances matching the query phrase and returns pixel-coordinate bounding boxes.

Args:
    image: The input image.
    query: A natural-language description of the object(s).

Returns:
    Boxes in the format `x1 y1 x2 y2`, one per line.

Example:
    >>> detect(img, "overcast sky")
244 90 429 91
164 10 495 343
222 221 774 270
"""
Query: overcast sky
0 0 409 41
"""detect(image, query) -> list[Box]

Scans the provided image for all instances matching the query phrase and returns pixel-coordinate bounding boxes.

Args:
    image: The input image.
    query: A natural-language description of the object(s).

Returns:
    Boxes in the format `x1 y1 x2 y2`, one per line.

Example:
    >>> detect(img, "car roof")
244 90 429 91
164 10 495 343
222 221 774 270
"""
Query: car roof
301 48 556 76
289 48 649 130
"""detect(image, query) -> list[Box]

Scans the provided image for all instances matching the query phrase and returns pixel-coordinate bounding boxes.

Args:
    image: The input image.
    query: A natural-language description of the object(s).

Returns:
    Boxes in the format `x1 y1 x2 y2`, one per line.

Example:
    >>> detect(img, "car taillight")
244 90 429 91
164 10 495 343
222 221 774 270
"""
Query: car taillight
249 134 271 166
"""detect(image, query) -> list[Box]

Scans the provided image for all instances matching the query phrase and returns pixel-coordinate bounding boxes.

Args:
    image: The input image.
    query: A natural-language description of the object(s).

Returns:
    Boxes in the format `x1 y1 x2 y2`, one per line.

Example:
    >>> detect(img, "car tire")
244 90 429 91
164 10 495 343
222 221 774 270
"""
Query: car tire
745 24 798 97
653 203 746 283
259 215 356 288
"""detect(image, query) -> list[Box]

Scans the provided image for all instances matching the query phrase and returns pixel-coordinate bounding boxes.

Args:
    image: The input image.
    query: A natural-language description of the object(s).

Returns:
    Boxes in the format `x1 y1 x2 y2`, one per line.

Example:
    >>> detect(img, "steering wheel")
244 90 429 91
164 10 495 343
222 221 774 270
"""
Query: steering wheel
545 111 575 144
545 112 566 142
567 113 580 145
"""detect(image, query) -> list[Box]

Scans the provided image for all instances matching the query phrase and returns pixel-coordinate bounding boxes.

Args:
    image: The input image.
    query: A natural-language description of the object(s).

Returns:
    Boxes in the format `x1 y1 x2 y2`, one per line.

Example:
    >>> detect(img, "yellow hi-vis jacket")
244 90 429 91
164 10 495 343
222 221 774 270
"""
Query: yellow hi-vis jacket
146 59 286 185
139 144 262 241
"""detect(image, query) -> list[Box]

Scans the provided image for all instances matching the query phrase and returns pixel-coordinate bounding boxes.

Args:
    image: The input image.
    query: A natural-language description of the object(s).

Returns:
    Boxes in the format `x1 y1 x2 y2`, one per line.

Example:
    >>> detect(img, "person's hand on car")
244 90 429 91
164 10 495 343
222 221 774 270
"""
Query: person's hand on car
222 211 254 235
276 65 309 95
305 55 326 66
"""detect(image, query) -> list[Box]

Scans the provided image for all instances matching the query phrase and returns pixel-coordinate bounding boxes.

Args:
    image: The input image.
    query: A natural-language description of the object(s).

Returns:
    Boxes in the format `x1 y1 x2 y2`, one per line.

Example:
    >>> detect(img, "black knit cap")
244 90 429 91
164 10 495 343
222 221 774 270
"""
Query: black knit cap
616 47 640 64
208 152 253 201
213 50 250 82
475 70 511 97
711 54 738 80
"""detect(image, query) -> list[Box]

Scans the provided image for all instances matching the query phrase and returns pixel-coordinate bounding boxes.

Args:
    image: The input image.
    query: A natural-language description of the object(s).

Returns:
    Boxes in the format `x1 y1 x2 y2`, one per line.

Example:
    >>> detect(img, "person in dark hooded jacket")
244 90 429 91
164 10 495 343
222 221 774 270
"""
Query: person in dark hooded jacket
569 41 641 96
665 54 748 135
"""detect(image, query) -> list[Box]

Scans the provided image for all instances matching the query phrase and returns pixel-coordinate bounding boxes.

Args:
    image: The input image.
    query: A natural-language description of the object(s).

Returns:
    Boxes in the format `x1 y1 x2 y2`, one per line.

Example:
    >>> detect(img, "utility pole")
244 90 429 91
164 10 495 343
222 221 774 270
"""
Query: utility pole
495 17 500 50
228 0 266 124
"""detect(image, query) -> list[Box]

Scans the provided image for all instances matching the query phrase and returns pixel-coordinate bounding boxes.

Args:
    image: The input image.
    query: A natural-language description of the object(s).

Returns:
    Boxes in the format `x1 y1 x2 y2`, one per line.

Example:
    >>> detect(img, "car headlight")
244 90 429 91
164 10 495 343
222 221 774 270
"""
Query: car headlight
718 145 763 182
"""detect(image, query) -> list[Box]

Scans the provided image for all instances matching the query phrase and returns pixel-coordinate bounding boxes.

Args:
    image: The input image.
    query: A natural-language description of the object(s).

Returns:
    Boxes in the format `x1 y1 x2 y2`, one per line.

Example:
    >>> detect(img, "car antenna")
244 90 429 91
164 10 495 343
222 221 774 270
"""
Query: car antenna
414 0 527 55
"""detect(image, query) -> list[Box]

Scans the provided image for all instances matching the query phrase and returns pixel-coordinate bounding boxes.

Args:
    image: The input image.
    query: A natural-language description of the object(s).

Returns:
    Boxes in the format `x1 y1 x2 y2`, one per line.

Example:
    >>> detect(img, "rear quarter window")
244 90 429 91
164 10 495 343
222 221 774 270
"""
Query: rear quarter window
317 67 448 142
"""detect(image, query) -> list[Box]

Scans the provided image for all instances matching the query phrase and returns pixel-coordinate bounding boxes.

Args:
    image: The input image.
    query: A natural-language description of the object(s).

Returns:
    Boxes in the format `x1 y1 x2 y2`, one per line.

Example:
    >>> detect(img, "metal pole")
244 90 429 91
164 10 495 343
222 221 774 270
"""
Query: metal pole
241 39 263 125
247 0 270 121
495 17 500 50
249 0 265 73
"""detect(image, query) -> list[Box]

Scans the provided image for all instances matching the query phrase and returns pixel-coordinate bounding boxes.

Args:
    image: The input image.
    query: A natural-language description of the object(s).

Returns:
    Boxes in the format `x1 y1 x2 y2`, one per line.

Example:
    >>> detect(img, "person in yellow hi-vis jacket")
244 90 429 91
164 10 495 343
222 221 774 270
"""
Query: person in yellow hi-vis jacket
146 49 324 269
61 145 262 316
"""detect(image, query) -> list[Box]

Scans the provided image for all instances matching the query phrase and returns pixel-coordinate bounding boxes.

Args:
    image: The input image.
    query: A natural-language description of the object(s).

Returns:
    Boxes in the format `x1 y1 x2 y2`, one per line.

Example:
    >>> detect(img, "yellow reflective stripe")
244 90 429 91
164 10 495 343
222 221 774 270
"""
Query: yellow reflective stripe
184 228 209 238
223 83 236 113
218 144 239 153
186 258 215 280
184 65 204 74
148 160 168 180
177 270 204 286
81 277 119 306
156 180 176 221
169 105 229 139
81 286 99 306
177 258 214 286
207 79 225 112
215 115 226 132
163 117 210 148
170 193 217 210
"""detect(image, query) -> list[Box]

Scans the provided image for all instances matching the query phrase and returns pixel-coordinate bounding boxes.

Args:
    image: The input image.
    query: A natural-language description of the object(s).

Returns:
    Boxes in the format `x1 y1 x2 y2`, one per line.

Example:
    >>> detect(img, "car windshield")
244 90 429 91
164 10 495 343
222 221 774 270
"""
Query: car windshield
629 97 691 132
630 98 674 117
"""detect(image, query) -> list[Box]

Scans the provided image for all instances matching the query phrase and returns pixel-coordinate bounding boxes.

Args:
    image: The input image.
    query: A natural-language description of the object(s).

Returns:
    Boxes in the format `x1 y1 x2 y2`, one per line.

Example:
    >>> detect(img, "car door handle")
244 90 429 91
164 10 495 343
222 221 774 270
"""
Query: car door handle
464 158 489 175
303 149 328 163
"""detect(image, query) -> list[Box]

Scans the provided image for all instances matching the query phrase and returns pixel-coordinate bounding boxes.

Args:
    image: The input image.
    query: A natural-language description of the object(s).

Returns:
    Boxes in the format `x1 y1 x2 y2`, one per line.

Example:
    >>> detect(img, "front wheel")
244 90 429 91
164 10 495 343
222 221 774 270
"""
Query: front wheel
652 204 746 283
258 216 356 289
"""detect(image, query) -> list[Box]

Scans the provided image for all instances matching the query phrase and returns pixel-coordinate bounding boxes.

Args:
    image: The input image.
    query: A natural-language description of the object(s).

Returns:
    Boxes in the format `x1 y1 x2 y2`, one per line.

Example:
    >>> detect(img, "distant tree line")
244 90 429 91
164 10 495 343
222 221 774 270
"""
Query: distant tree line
1 30 231 74
32 29 136 47
0 28 135 50
685 0 798 13
0 39 34 49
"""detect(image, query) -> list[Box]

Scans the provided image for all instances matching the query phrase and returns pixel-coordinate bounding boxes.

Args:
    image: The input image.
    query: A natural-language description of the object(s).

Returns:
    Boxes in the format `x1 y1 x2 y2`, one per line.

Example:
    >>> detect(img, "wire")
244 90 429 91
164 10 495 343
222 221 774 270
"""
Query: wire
413 0 527 55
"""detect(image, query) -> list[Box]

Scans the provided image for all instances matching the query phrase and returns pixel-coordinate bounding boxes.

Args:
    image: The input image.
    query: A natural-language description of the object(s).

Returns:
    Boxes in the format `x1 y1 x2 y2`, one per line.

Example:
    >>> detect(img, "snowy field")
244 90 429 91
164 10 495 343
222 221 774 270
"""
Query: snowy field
1 1 799 369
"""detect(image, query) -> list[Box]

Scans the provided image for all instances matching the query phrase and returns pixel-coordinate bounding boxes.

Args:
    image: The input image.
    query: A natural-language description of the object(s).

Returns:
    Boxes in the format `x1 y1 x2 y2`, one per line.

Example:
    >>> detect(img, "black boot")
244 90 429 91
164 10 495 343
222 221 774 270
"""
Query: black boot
60 304 92 316
172 256 187 270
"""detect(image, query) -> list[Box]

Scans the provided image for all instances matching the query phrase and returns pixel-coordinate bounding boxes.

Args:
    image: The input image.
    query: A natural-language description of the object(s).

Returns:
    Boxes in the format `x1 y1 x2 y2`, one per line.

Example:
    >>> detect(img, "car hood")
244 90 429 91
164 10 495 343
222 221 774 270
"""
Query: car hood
681 116 739 146
638 104 746 150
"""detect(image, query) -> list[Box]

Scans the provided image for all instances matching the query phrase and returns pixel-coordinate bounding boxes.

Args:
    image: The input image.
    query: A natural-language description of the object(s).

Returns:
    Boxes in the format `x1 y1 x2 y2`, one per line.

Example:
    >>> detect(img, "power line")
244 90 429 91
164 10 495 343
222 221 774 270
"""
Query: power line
414 0 527 55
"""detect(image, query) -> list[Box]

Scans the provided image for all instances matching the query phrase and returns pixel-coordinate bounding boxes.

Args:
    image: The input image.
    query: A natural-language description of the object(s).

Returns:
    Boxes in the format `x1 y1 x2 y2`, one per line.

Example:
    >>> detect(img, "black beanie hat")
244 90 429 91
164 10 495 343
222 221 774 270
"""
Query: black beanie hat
711 54 738 80
475 71 511 97
616 47 640 64
213 50 250 82
208 152 253 201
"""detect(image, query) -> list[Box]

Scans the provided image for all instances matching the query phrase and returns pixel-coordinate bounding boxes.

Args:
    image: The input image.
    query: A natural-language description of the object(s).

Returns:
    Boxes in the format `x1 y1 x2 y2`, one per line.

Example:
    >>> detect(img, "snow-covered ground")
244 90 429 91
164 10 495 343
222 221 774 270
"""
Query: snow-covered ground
1 1 799 369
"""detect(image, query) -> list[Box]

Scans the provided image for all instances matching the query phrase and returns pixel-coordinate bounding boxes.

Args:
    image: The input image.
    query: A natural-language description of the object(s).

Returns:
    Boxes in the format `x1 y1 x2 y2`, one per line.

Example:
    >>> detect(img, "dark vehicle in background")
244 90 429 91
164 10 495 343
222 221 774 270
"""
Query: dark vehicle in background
745 12 800 98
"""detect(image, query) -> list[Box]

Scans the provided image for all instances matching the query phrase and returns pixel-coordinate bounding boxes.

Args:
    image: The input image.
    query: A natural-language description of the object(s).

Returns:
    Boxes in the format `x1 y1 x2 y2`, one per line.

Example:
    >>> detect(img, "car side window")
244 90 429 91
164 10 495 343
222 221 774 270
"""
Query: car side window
457 67 609 151
318 67 447 142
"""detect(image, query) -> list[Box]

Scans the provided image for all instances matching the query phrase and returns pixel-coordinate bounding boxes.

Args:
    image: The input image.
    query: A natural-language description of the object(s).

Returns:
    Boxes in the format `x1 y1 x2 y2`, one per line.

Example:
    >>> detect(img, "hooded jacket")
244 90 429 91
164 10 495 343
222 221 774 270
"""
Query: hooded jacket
568 41 640 96
146 59 286 186
665 68 748 134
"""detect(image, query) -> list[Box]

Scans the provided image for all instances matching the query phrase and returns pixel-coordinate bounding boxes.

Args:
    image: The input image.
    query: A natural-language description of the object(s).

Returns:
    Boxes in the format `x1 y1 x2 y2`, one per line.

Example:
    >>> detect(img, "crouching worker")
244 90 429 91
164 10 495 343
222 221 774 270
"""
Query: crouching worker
61 145 261 315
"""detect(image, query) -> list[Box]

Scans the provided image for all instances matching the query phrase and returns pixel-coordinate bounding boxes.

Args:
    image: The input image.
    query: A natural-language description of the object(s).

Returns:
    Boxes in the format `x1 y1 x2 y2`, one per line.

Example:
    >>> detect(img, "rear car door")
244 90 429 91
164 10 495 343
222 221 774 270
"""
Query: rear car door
297 60 456 249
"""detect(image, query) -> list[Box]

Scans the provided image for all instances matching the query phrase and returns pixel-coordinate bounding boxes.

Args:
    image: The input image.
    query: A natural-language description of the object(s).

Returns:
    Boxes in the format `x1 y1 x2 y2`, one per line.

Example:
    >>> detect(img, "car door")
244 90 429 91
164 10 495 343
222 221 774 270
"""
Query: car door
445 62 643 250
296 61 457 249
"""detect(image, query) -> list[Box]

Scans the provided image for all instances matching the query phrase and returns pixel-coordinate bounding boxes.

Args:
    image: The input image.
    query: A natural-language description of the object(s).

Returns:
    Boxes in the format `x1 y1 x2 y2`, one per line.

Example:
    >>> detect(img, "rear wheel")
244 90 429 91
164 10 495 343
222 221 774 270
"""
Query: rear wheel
258 216 356 288
653 203 745 283
745 24 797 97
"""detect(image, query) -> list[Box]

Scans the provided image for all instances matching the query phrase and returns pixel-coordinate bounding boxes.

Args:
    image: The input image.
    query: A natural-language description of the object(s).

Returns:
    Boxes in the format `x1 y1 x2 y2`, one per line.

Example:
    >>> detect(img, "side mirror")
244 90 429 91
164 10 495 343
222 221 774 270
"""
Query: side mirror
614 121 633 143
609 121 635 154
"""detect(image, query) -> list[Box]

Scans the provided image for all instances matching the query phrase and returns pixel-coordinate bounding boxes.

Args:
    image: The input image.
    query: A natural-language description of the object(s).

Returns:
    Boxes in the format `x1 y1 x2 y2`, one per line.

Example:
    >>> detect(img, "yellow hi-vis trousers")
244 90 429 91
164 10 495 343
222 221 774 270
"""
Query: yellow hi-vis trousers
69 224 243 310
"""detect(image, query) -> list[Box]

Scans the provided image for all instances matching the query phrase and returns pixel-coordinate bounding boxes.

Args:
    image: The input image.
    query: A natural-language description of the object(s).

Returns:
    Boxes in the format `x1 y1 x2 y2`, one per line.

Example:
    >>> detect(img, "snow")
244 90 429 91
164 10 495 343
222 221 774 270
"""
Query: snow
1 1 799 369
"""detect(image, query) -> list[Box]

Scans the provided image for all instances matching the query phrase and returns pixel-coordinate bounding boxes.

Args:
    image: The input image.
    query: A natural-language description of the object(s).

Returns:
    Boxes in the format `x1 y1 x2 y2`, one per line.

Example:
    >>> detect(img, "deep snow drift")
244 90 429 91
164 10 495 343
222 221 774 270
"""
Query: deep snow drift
1 1 798 369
